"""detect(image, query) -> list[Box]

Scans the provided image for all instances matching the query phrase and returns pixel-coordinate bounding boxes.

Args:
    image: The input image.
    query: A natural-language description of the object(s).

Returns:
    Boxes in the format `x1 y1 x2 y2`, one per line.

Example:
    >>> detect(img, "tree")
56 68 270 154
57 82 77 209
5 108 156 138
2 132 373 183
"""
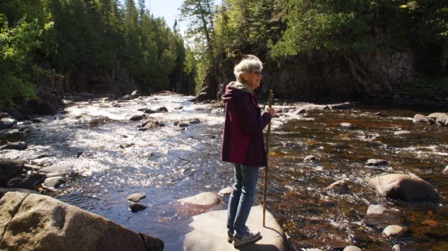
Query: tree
270 0 373 57
0 16 39 105
405 0 448 73
180 0 219 95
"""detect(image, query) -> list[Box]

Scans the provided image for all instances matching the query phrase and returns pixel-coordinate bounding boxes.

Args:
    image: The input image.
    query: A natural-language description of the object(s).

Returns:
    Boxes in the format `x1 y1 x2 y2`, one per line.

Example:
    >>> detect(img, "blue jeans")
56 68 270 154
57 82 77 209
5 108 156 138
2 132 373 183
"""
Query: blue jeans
227 164 260 238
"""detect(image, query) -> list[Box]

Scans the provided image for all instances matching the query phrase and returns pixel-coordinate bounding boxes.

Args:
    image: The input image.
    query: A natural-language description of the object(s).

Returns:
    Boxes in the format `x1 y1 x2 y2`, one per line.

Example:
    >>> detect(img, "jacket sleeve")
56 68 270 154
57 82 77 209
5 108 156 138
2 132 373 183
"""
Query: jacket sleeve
234 93 272 136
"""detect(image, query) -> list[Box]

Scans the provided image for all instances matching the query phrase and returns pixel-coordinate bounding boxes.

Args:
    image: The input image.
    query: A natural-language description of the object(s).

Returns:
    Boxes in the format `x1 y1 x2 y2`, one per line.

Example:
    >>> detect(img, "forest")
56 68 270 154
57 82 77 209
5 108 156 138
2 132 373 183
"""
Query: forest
0 0 447 109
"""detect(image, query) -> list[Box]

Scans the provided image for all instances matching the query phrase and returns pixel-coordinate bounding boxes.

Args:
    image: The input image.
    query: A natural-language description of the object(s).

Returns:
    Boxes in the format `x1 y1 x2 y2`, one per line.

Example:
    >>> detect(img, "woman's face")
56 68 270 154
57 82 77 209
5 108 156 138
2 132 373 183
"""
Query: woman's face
244 70 262 91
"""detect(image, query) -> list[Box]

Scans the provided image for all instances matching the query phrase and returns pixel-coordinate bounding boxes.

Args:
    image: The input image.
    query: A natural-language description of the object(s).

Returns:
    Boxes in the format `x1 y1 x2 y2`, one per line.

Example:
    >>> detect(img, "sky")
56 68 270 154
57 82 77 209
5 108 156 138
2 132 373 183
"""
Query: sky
145 0 185 29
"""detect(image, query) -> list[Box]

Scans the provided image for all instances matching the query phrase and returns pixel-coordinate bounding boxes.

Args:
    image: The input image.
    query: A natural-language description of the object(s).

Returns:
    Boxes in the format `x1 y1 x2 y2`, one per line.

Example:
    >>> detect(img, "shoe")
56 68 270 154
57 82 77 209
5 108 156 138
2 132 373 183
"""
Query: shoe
227 231 234 243
233 230 261 247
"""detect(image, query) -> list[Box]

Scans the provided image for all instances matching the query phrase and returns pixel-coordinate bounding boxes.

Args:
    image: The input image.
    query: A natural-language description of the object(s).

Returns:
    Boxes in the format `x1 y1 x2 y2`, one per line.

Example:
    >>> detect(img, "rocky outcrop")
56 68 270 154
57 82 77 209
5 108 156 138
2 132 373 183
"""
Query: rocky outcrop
0 192 163 251
198 49 415 102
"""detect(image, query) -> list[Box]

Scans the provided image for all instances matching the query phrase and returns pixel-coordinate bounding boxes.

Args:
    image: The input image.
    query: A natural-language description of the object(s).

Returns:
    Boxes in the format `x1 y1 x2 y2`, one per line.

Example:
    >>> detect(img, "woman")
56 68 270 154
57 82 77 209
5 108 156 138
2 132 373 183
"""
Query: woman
221 55 276 247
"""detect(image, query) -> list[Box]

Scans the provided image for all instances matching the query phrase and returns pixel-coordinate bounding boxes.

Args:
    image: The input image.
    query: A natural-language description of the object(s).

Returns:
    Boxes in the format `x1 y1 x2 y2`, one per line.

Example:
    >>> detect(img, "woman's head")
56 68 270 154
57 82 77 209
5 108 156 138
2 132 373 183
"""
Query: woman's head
234 55 263 90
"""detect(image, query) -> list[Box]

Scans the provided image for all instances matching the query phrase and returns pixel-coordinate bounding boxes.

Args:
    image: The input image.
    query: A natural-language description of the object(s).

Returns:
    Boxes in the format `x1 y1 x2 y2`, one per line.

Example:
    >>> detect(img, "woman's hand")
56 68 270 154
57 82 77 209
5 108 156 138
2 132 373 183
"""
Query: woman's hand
266 107 276 116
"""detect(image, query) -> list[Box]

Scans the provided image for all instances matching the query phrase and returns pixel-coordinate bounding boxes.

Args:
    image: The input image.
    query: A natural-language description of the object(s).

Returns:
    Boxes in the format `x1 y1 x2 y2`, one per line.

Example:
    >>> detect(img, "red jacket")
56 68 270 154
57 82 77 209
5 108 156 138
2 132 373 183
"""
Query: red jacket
220 82 272 166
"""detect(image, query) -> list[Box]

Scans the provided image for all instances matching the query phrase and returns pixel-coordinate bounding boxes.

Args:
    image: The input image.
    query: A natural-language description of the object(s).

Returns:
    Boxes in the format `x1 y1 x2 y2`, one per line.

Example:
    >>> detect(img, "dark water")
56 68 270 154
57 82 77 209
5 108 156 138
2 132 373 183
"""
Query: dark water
266 105 448 250
2 95 447 250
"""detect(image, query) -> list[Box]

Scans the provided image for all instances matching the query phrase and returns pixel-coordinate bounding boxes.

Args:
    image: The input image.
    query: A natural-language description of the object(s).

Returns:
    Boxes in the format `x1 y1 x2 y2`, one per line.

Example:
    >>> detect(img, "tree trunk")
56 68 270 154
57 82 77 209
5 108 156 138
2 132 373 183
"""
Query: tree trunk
441 37 448 72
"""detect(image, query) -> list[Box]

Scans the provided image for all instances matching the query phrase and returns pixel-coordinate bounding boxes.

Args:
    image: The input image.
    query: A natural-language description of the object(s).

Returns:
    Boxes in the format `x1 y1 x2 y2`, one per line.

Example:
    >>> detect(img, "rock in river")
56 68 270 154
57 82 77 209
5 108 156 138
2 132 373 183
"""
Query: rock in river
368 173 439 201
0 192 163 251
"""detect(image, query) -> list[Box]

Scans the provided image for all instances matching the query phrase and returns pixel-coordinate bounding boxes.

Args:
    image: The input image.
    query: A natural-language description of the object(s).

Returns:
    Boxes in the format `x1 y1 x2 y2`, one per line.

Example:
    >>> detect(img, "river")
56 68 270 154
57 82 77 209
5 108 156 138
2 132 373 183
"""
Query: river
1 92 447 250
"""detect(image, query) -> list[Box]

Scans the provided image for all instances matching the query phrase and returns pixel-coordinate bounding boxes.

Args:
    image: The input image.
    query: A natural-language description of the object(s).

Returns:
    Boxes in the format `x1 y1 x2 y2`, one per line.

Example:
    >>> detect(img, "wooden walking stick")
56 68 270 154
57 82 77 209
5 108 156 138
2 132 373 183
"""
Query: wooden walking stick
263 89 273 227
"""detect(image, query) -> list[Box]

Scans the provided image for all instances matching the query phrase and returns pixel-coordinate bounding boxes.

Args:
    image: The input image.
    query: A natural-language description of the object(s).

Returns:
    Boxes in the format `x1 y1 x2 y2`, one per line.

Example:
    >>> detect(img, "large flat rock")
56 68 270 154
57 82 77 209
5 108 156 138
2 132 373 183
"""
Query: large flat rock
181 205 288 251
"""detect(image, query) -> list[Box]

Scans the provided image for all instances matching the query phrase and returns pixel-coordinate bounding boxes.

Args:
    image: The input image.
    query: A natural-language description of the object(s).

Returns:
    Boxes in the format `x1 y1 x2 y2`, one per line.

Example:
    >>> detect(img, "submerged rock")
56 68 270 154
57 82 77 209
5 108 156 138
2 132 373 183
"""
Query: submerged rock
39 164 74 176
174 192 221 217
364 204 405 230
325 180 349 194
304 155 318 163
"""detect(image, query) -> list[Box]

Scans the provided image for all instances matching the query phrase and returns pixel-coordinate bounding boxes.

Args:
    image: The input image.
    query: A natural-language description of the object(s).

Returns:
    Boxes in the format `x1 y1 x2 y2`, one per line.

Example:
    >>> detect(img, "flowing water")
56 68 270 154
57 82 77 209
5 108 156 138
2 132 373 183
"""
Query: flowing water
1 93 447 250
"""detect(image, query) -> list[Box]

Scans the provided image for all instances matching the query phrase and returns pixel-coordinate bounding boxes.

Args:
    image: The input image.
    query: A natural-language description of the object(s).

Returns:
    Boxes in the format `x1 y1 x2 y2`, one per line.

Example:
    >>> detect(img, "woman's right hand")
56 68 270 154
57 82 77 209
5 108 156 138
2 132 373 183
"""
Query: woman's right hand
266 107 276 116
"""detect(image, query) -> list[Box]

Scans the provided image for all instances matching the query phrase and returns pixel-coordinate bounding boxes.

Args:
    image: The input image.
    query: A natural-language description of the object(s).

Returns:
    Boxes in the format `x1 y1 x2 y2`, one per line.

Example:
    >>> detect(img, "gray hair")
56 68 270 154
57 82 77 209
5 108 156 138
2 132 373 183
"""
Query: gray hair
234 55 263 83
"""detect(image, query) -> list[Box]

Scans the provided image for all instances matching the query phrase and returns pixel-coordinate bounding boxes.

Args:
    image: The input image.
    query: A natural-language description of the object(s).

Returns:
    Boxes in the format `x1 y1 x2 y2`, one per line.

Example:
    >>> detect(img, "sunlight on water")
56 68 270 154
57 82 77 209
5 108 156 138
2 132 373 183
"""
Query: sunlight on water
4 94 447 250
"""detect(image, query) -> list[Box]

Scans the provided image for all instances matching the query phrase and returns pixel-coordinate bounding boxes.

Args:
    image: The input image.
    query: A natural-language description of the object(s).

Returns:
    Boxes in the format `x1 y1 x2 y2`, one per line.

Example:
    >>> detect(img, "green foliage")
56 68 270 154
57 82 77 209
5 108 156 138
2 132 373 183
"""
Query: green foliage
270 0 374 57
48 0 119 72
0 0 188 103
0 73 35 106
180 0 222 94
0 15 38 106
1 0 446 105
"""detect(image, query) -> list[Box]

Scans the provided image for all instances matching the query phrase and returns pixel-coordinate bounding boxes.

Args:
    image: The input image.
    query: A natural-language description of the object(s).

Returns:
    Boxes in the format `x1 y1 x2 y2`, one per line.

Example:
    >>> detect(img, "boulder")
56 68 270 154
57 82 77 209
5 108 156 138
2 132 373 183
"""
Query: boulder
0 117 16 130
27 97 58 115
0 142 28 150
181 205 287 251
0 159 24 186
427 112 448 126
368 174 439 201
0 188 36 198
413 114 428 123
0 192 163 251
